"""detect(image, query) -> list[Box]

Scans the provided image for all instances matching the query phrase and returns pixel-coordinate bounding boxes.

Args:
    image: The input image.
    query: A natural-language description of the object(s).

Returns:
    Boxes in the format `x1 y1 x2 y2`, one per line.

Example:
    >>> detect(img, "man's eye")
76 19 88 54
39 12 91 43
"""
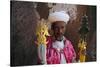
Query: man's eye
54 27 58 30
61 26 64 29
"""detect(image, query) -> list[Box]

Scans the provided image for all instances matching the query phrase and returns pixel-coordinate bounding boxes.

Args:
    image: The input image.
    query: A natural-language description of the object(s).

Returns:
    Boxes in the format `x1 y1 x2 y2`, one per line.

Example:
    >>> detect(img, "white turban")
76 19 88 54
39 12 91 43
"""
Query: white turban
48 11 70 24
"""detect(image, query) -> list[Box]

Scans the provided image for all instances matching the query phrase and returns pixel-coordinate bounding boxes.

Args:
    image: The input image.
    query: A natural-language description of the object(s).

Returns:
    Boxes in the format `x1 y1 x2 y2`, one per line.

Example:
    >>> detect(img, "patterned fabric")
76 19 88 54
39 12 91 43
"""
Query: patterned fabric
46 36 76 64
52 39 66 64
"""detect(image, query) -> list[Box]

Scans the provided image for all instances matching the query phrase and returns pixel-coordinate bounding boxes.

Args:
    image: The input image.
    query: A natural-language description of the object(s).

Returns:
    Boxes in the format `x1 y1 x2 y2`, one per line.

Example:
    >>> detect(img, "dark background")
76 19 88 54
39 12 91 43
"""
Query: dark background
10 1 96 66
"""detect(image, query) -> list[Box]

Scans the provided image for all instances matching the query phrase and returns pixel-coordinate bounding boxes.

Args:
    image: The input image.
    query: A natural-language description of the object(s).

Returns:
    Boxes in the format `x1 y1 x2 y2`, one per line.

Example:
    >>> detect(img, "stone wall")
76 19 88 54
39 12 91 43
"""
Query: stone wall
11 1 39 66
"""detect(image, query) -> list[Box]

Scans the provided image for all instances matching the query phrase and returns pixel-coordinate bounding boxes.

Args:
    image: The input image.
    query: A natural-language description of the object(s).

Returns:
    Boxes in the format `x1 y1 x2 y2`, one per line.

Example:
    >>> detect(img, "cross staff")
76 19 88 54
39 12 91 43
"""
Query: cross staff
78 15 89 62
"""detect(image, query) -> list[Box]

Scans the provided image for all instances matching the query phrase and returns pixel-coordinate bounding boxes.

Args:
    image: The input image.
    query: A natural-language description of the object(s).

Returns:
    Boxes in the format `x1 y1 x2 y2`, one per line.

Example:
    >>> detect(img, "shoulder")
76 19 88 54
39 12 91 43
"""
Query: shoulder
64 37 73 48
46 36 52 48
46 36 52 42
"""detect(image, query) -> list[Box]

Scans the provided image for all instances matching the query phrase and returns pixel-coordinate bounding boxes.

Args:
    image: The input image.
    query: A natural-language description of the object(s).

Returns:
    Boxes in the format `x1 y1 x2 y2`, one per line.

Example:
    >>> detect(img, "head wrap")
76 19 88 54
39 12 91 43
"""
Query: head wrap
48 11 70 24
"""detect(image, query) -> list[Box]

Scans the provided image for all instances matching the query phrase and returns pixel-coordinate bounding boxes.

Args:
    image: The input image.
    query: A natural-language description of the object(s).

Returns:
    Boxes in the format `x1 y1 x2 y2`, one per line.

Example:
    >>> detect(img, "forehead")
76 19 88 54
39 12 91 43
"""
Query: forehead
52 21 66 26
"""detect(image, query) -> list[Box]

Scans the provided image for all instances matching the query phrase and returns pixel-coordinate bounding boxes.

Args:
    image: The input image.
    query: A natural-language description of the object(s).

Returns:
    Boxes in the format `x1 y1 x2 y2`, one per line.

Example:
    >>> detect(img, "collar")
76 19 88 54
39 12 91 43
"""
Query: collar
51 36 66 42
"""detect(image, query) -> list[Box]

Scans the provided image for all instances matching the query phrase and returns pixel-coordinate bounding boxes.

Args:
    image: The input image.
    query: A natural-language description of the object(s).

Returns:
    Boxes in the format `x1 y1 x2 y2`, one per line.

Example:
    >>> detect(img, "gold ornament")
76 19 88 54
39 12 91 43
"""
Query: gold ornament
36 19 49 47
78 39 87 62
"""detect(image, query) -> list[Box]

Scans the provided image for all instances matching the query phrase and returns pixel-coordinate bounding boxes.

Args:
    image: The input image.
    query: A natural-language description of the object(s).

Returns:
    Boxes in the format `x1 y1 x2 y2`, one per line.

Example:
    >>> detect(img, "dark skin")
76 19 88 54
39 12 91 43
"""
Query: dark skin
51 21 66 41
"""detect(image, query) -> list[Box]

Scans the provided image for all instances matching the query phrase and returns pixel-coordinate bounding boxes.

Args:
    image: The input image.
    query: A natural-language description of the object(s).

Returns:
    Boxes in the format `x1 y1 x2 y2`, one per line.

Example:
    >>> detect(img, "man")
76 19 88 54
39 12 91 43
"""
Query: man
38 11 76 64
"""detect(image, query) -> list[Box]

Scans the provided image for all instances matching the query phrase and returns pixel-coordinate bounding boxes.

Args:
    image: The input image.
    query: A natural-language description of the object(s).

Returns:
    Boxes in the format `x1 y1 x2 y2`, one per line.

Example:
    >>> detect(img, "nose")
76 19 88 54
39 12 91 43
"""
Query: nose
58 28 62 33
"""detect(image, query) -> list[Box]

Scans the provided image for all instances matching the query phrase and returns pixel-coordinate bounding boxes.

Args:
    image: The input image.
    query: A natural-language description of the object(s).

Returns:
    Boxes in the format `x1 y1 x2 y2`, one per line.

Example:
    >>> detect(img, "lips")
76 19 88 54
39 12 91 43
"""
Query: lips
55 34 63 41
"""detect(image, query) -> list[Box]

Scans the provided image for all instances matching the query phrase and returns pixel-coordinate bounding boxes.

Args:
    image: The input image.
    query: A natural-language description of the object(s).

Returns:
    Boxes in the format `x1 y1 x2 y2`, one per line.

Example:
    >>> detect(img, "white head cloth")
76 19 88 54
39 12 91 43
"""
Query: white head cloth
48 11 70 24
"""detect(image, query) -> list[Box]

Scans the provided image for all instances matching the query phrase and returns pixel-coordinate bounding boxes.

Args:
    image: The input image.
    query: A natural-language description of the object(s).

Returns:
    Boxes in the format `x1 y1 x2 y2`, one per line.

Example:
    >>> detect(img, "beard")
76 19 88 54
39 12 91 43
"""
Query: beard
55 34 63 41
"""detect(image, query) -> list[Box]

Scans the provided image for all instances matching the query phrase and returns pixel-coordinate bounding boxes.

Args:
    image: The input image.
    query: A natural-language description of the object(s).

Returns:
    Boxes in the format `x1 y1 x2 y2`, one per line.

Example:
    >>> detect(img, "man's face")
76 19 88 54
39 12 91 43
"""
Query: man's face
51 21 66 41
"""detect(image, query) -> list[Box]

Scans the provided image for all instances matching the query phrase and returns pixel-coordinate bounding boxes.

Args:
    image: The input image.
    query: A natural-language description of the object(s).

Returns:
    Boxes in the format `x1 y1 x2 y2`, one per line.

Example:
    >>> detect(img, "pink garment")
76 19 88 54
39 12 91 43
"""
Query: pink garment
46 36 76 64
